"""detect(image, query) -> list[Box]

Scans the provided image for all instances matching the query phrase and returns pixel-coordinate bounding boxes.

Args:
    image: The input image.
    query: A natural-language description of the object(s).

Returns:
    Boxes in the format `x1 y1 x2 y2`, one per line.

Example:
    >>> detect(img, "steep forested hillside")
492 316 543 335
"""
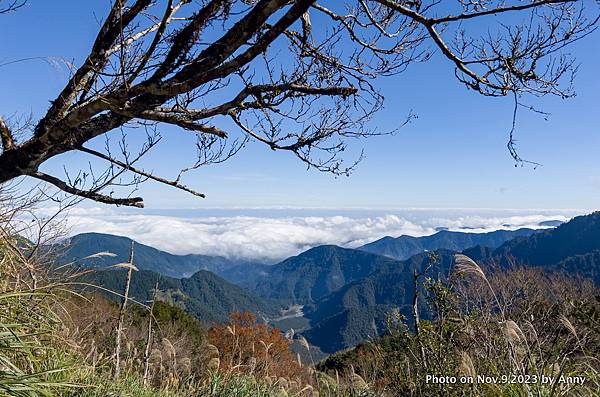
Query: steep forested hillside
80 268 283 324
301 251 456 352
303 306 395 353
248 245 403 303
303 210 600 353
475 212 600 284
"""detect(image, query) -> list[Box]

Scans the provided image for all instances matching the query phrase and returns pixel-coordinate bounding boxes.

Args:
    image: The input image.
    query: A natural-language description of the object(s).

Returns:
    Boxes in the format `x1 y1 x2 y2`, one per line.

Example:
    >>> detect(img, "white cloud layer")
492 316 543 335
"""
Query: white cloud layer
46 207 582 262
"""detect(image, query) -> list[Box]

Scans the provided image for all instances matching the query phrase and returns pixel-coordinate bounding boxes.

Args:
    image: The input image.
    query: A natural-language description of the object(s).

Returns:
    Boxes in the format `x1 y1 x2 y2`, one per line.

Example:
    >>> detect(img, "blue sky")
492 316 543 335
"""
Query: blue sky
2 1 600 212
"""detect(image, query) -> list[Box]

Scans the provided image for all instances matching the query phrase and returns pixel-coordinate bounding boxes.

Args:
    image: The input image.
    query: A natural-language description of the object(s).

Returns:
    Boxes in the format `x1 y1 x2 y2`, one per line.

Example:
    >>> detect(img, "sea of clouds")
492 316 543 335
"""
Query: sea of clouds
37 206 585 262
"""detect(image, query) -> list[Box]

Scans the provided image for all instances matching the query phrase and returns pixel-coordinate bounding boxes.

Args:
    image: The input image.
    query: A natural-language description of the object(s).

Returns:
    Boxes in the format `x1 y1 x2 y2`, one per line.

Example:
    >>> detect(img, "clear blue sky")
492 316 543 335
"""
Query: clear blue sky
2 1 599 211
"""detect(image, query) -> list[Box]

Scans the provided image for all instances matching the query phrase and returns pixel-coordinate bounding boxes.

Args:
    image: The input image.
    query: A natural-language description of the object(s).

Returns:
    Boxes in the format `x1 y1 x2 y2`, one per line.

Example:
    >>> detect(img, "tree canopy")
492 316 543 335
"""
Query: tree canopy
0 0 597 207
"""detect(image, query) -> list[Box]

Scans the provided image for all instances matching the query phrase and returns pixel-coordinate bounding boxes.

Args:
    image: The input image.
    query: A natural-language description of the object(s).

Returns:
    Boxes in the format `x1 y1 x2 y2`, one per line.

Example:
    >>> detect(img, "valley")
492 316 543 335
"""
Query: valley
64 212 600 356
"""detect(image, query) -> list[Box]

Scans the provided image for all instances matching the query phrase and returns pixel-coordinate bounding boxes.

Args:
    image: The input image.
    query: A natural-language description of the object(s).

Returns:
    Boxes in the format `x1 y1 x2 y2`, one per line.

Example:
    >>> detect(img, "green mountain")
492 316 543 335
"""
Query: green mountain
301 251 455 353
477 212 600 284
64 213 600 356
304 211 600 353
63 232 252 279
217 262 273 287
80 267 283 324
249 245 403 303
359 228 538 260
302 306 394 353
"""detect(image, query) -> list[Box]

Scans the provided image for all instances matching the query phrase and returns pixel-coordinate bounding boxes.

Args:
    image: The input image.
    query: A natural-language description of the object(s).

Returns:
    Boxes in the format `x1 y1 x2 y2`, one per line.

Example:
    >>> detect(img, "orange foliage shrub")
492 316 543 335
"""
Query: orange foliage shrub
208 311 305 380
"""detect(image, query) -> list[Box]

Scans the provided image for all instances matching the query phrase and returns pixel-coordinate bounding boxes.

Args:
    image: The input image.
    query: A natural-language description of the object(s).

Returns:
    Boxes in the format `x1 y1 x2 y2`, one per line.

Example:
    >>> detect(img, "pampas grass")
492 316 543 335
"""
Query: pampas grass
502 320 523 344
453 254 488 282
453 254 505 319
559 315 578 339
459 351 476 378
205 344 220 359
207 357 220 373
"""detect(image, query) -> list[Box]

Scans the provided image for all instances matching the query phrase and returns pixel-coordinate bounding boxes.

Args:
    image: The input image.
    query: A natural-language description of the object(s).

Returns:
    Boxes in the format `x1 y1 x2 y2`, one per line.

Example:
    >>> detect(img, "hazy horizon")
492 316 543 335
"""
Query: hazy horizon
42 206 586 262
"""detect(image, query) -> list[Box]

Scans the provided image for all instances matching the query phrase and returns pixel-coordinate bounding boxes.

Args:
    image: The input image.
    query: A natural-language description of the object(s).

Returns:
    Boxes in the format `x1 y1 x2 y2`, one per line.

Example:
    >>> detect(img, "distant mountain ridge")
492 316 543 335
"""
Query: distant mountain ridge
238 244 457 353
468 212 600 284
307 213 600 355
63 232 255 279
301 212 600 353
359 228 539 260
64 227 546 282
61 215 600 356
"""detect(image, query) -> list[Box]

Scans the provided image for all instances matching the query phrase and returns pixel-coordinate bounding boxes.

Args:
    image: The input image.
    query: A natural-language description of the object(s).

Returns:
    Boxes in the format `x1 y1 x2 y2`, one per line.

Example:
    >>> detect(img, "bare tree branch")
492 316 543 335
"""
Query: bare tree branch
30 171 144 208
77 146 206 198
35 0 153 137
431 0 574 24
0 0 597 205
0 0 25 14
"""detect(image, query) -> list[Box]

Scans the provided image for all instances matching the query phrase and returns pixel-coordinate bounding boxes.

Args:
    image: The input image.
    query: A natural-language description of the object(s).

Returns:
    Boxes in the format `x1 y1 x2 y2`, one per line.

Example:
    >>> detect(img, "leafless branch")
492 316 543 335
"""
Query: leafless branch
0 0 597 204
0 0 25 14
77 145 206 198
30 171 144 208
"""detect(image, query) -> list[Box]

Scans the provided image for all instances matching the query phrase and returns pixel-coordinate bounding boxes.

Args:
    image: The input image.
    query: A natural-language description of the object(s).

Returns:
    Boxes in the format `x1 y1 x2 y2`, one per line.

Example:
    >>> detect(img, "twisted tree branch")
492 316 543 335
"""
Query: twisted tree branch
30 171 144 208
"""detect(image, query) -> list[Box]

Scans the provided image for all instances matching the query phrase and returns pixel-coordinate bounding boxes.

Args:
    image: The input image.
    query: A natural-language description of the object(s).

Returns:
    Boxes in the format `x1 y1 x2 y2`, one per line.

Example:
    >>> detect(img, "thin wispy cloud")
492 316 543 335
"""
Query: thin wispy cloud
42 207 579 262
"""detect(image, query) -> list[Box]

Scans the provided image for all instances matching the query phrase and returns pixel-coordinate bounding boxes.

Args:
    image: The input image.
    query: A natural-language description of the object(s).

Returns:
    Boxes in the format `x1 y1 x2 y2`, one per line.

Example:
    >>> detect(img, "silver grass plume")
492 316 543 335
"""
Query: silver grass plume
559 315 578 339
83 251 117 259
204 343 220 358
502 320 524 344
299 336 310 351
206 357 220 372
453 254 487 282
459 351 476 378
